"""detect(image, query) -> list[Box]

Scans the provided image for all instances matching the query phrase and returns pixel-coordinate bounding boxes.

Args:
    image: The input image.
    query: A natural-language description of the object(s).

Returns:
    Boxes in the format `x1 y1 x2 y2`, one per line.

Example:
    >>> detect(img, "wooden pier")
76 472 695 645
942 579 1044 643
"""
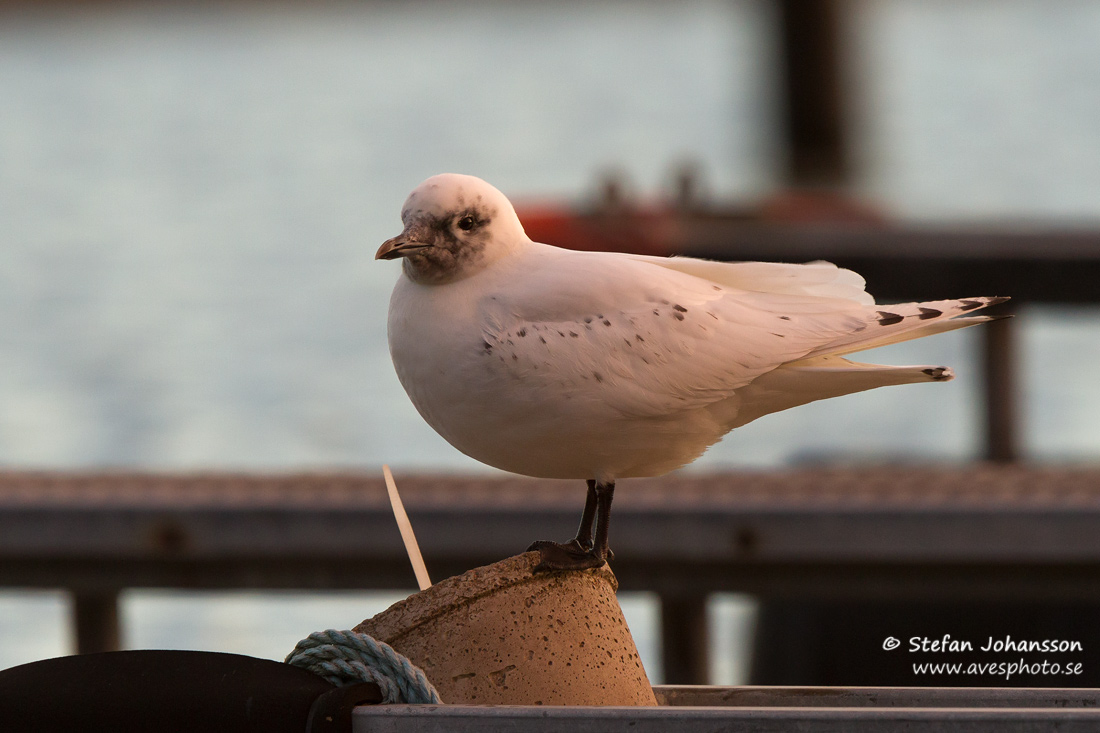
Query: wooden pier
5 467 1100 685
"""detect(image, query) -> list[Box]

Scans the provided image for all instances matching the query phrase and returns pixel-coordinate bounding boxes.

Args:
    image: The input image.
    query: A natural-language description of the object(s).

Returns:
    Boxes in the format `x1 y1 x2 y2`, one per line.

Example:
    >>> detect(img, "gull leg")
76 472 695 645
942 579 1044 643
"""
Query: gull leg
528 480 596 555
564 478 599 551
573 478 599 550
590 480 615 561
529 480 615 572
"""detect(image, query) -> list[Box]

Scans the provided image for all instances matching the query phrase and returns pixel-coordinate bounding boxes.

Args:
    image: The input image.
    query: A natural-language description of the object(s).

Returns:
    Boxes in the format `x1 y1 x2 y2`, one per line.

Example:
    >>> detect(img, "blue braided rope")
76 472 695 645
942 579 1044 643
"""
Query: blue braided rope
285 629 443 704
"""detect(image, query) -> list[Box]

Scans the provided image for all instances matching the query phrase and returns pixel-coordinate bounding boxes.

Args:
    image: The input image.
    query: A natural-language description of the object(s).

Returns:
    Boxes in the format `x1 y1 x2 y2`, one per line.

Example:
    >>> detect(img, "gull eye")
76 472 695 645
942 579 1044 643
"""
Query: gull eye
457 215 477 231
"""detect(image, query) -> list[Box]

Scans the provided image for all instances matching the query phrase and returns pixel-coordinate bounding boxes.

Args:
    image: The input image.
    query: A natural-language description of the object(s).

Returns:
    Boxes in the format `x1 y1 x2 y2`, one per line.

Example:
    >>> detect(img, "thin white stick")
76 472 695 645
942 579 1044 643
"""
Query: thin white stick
382 465 432 591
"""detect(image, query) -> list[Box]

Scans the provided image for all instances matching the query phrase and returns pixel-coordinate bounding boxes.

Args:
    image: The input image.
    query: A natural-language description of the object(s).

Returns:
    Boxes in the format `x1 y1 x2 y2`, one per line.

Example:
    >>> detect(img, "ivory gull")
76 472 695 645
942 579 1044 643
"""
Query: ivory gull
376 173 1007 571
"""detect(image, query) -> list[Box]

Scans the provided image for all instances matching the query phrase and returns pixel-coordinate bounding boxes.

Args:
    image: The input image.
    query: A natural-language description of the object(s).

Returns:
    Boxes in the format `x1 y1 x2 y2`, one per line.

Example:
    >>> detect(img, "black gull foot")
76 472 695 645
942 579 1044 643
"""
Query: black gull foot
528 537 589 553
526 540 612 572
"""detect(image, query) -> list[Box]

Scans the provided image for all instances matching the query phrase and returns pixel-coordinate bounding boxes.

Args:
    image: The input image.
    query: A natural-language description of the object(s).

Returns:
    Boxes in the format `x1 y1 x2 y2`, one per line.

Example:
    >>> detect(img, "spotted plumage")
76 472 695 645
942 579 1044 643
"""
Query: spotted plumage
377 173 1008 571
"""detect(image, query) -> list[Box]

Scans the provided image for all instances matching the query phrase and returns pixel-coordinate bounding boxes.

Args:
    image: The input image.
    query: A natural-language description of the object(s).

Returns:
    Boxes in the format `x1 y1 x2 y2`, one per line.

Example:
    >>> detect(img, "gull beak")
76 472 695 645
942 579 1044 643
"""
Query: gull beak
375 235 431 260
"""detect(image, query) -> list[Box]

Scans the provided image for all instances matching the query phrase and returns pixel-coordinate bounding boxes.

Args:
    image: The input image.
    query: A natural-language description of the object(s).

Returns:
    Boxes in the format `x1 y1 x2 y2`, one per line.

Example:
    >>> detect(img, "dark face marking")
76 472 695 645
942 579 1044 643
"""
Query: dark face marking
877 311 904 326
918 307 942 320
398 204 498 284
922 367 950 380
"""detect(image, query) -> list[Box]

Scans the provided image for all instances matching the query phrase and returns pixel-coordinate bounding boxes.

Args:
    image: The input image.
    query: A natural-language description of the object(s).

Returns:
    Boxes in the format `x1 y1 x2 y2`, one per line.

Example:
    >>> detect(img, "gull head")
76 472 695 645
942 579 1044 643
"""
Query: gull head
376 173 528 284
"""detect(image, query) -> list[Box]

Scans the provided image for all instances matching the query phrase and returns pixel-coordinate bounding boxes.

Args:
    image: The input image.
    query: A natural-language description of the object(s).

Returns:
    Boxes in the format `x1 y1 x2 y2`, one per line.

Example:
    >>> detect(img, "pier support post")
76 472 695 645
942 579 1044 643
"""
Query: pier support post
660 592 710 684
777 0 849 187
72 590 121 655
982 314 1020 462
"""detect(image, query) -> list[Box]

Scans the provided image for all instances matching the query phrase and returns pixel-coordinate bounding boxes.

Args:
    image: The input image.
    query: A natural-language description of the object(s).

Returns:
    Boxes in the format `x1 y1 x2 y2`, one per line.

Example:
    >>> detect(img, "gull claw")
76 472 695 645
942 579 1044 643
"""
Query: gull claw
528 540 611 572
528 538 591 553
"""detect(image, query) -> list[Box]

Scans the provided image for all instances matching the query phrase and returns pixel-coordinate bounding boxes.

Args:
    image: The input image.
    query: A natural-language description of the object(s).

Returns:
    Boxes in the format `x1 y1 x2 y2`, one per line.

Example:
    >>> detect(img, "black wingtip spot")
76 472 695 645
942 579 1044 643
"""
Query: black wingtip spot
918 307 942 320
877 311 904 326
922 367 951 381
959 299 984 311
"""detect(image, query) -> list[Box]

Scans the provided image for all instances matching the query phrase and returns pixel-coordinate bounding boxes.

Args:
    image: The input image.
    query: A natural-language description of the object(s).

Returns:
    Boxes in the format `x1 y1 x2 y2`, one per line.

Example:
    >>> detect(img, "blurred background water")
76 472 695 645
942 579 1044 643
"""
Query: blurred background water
1 0 1099 681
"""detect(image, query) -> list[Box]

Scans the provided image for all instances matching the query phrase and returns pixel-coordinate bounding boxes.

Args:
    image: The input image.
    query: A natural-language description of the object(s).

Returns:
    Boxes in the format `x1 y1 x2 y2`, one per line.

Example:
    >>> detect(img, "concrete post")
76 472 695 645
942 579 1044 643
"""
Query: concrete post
355 552 656 706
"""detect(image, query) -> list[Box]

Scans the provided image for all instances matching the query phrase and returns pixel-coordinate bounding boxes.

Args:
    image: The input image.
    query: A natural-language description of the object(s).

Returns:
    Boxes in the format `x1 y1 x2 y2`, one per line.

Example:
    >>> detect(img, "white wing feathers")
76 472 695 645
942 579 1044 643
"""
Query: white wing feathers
633 255 875 306
480 250 1005 421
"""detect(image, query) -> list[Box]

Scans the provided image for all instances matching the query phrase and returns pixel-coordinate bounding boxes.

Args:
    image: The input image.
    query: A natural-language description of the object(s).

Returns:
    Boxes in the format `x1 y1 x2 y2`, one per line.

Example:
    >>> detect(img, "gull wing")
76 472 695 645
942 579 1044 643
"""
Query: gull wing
626 255 876 306
478 248 868 419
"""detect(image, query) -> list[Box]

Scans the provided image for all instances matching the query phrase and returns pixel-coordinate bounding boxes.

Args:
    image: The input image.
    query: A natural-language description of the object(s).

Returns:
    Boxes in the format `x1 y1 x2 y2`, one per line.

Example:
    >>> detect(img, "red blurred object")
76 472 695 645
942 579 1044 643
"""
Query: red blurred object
515 188 885 257
516 203 686 256
756 189 886 225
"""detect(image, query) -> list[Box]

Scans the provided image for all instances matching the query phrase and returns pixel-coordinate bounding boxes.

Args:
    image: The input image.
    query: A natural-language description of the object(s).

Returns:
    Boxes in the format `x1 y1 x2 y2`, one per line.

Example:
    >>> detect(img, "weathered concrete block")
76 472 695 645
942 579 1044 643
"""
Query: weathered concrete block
355 552 656 706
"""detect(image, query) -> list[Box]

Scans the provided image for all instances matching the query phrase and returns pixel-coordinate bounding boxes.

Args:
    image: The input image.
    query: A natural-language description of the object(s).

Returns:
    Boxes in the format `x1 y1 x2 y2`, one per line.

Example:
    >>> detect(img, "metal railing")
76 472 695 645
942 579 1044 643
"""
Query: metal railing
5 467 1100 682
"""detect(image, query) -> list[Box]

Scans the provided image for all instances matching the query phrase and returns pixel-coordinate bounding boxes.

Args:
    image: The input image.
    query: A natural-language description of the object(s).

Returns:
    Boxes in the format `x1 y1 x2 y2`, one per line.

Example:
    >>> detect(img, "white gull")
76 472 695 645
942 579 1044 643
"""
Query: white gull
376 173 1007 570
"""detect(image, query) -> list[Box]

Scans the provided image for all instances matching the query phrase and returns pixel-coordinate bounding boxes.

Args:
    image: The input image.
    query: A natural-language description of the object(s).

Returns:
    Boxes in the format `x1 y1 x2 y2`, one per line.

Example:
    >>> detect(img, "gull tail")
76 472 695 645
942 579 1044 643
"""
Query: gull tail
725 296 1009 430
804 296 1011 359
